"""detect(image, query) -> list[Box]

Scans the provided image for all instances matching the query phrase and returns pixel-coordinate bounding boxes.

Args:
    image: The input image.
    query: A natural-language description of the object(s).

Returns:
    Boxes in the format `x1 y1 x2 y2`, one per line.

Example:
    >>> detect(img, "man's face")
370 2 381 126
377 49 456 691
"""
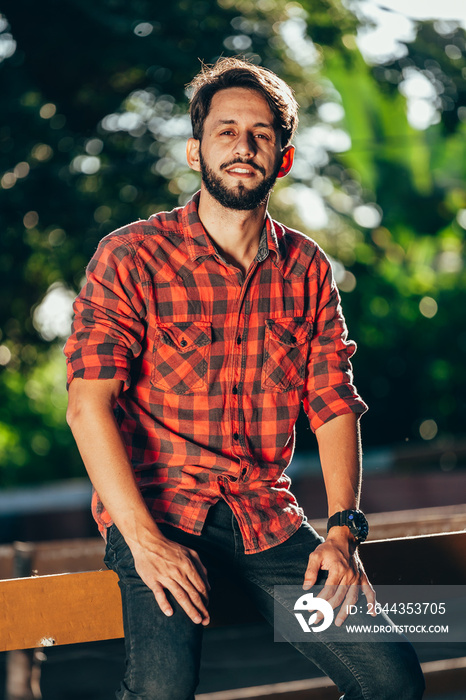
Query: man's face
189 87 290 211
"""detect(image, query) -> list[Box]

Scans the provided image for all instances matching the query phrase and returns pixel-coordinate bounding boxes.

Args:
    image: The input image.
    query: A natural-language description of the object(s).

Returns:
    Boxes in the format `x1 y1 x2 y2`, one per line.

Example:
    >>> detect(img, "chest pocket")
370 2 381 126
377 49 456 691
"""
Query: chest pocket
262 317 312 392
151 321 211 394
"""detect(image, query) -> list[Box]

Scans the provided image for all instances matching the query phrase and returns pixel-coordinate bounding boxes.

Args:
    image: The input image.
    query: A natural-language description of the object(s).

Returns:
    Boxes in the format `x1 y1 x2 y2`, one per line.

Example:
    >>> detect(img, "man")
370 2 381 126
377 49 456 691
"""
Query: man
64 58 424 699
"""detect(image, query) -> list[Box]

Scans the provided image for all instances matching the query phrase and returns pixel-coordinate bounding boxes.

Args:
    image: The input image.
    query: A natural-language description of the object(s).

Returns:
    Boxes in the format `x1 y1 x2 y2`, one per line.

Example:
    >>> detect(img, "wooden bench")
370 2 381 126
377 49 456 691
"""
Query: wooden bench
1 531 466 698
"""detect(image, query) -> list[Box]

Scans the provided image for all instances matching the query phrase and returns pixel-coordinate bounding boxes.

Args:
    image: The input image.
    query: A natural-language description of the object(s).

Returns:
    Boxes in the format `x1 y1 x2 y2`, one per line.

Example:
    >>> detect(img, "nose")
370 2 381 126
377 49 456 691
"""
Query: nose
234 131 256 158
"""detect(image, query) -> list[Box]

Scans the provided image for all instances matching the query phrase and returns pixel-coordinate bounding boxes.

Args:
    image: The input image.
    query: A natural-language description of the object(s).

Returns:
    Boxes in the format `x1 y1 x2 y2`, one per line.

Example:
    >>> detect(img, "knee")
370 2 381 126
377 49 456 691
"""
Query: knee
117 655 199 700
118 674 198 700
375 642 425 700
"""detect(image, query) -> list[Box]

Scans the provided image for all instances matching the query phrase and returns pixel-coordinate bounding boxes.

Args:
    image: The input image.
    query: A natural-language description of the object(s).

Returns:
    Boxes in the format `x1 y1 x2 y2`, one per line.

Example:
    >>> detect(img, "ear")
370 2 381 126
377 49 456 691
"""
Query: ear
186 138 201 172
276 145 295 179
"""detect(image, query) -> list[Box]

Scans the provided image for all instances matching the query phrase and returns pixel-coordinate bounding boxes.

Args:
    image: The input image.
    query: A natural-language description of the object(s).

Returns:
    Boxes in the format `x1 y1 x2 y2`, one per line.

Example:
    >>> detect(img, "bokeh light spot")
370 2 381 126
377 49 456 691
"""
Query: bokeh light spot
445 44 462 60
419 419 438 441
31 433 51 456
85 138 104 155
353 204 382 228
71 155 101 174
40 103 57 119
31 143 53 162
0 345 12 366
134 22 153 37
339 271 357 293
32 283 75 341
419 296 438 318
14 162 30 178
23 211 39 229
94 205 111 223
456 209 466 229
1 172 16 189
48 228 66 247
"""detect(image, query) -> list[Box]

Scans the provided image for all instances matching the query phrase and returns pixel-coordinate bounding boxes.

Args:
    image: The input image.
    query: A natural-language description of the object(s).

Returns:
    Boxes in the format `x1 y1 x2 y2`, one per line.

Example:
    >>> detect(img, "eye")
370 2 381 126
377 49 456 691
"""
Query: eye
220 130 234 136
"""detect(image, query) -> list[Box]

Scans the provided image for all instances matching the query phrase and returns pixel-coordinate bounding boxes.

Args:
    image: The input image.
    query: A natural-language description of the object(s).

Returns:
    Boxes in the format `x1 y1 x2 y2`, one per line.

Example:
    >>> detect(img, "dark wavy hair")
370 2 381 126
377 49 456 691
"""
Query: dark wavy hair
187 57 298 148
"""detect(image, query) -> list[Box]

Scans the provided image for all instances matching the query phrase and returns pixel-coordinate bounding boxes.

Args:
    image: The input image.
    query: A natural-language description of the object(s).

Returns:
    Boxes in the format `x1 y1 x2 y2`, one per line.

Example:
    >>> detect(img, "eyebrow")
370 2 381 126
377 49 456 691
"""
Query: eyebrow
214 119 275 130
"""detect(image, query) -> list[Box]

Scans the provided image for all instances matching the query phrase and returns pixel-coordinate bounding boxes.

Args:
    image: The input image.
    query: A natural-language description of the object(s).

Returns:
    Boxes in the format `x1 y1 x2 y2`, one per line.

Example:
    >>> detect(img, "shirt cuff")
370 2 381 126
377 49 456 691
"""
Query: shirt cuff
305 386 368 433
66 362 131 391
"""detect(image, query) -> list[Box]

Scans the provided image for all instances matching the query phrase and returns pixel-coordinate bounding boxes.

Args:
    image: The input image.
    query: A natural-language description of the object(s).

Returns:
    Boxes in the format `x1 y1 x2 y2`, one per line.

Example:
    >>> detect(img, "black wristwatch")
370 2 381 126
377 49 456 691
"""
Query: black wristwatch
327 509 369 544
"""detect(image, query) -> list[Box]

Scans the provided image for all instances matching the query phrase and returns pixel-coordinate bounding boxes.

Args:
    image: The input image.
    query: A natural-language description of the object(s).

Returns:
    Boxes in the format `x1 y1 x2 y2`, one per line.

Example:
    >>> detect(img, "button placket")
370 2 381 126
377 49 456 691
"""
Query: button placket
231 328 243 450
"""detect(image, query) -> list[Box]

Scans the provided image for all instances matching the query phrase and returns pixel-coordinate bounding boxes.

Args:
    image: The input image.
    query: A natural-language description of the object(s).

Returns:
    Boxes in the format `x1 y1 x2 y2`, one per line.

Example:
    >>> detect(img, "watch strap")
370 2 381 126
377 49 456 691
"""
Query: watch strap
327 509 368 543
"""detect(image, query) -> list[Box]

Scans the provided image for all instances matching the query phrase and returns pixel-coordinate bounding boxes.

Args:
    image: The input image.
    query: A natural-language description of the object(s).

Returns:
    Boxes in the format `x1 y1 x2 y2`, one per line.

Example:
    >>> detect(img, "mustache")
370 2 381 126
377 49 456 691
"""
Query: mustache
220 158 266 176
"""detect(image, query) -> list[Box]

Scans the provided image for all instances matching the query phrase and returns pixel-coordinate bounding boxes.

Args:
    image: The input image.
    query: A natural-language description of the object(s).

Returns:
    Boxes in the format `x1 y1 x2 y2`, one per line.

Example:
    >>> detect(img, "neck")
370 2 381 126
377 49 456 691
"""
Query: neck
197 185 267 274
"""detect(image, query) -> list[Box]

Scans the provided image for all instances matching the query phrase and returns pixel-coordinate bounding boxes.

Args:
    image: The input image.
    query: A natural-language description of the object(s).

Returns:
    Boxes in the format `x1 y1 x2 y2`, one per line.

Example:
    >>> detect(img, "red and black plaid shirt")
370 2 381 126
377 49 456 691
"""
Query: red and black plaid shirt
64 192 367 553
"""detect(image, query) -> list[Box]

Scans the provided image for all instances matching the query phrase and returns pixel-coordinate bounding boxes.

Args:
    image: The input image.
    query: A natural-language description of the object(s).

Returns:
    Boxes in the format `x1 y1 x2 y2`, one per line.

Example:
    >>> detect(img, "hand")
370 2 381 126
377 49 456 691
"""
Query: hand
303 531 376 626
131 533 211 626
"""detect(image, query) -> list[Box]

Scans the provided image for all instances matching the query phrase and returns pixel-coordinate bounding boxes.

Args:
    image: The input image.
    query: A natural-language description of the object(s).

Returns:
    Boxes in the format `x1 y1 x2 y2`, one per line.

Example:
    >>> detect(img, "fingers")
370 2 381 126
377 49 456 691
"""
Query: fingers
315 570 377 627
314 576 351 625
361 575 377 616
334 585 358 627
153 582 175 618
152 579 210 626
164 579 210 626
318 580 349 609
303 554 322 590
157 551 211 625
133 539 211 626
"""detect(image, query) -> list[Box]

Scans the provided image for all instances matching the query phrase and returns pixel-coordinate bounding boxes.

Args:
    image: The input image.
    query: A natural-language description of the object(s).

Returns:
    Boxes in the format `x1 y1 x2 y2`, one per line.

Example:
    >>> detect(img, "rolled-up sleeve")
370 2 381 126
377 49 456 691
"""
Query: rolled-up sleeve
64 235 146 390
303 250 368 432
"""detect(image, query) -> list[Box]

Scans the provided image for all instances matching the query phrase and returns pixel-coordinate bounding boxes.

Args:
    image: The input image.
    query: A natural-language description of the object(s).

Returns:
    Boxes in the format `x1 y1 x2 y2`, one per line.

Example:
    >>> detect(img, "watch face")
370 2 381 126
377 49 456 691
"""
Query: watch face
347 510 369 542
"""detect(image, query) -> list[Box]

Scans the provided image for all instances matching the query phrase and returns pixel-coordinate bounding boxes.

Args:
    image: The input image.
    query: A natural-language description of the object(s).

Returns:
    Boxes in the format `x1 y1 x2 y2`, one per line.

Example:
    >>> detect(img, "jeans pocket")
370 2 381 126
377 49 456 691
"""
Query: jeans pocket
104 524 136 577
151 320 212 394
261 317 312 392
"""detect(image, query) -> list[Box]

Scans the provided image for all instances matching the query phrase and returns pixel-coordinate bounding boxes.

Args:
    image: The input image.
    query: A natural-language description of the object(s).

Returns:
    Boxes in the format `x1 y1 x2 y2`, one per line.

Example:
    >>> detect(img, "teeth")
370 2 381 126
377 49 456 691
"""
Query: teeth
230 168 251 174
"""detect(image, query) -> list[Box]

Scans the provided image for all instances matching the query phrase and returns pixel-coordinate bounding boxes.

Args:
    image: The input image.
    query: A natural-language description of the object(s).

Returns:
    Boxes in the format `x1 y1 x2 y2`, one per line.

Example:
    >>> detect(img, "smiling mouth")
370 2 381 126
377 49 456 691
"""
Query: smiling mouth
227 167 255 175
223 161 266 178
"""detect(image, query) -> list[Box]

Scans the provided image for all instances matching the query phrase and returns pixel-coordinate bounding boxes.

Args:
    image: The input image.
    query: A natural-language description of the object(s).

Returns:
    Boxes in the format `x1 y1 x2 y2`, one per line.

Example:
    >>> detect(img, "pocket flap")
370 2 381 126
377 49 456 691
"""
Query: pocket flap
265 318 312 346
156 321 211 353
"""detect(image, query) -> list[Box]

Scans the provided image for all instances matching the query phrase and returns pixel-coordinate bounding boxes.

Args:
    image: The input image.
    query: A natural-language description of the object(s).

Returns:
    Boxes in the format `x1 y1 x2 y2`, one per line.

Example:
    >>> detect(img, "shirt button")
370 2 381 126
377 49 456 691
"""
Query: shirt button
180 338 187 347
232 386 238 395
233 432 239 441
237 336 242 345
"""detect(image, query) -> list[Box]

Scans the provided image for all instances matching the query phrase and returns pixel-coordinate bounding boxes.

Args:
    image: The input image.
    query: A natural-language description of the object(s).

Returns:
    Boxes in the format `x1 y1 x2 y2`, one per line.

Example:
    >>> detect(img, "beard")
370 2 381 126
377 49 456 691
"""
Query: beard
199 150 282 211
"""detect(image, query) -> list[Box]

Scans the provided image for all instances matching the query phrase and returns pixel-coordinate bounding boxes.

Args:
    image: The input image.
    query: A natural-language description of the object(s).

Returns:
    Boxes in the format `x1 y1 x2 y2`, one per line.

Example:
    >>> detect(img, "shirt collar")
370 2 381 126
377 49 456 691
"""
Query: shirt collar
181 191 285 269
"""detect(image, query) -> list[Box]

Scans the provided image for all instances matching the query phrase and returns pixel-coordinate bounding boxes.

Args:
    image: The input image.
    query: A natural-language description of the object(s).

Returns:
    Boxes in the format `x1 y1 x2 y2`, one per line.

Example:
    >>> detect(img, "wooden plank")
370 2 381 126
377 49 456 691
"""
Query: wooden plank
0 570 123 652
196 676 339 700
362 530 466 585
195 657 466 700
422 656 466 696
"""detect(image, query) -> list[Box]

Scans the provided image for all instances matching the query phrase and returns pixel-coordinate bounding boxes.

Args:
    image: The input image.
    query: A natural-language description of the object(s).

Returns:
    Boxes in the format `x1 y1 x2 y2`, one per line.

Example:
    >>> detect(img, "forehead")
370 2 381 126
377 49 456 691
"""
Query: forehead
206 87 275 127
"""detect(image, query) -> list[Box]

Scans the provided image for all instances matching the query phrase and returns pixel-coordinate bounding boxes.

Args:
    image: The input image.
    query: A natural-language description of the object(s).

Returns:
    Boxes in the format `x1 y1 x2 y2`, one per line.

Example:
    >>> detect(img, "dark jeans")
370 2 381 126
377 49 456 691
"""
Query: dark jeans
104 500 425 700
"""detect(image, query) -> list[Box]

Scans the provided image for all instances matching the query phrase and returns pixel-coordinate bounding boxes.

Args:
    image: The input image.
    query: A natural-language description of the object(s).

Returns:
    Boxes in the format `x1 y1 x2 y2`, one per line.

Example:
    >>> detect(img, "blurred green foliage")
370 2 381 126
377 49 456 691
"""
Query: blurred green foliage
0 0 465 486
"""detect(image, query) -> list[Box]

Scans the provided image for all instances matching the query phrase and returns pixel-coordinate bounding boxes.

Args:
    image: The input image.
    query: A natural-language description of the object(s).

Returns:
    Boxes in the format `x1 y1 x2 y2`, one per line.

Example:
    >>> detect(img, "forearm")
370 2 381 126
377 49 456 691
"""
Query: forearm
66 379 162 550
305 412 375 619
66 377 210 624
314 411 362 517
